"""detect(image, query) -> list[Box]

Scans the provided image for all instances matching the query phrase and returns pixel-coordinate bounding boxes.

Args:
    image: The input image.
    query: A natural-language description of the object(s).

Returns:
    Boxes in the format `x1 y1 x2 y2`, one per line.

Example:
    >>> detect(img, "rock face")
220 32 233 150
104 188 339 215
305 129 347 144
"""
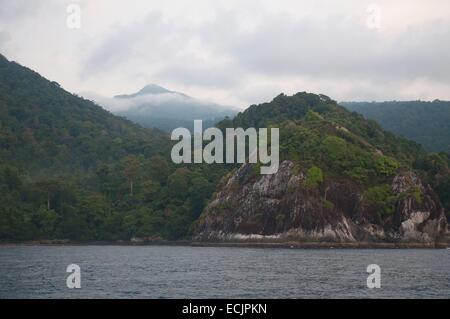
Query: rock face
391 172 447 242
194 161 448 243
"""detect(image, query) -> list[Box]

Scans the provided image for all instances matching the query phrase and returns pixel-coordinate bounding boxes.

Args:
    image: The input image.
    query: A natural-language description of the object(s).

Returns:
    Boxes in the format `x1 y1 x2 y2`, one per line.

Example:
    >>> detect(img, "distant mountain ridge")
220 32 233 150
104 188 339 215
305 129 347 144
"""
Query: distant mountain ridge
115 84 187 98
90 84 238 132
341 100 450 153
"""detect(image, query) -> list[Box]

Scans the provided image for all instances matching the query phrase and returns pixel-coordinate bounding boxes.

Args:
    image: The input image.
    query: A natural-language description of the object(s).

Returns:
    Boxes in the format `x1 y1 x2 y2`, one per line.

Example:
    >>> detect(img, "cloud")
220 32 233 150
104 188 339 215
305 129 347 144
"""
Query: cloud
0 30 10 46
1 0 450 107
0 0 43 20
81 90 237 114
226 16 450 81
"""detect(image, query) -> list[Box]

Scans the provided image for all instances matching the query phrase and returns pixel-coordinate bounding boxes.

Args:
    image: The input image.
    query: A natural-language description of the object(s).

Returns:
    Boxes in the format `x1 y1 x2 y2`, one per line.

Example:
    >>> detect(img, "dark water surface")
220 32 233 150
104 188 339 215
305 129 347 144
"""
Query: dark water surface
0 245 449 298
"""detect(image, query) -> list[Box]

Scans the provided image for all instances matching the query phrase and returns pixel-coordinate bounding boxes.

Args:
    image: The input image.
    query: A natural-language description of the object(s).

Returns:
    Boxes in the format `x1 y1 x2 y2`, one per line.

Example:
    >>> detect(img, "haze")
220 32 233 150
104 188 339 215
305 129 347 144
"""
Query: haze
1 0 450 109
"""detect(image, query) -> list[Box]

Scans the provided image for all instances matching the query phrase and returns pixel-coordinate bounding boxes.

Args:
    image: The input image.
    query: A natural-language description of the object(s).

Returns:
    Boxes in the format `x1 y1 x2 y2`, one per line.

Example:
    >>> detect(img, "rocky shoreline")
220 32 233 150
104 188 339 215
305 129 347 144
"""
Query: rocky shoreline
1 239 449 249
195 161 450 244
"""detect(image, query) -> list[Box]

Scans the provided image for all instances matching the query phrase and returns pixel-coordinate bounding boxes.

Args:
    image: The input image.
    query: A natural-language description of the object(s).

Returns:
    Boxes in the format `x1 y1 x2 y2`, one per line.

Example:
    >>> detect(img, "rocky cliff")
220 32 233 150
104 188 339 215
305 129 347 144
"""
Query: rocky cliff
194 92 450 244
195 161 448 243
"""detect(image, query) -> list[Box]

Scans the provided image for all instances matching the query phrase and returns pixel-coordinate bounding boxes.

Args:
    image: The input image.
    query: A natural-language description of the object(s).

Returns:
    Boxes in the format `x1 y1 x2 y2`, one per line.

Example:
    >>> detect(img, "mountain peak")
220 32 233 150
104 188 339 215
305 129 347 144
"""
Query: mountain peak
115 84 185 99
138 84 174 95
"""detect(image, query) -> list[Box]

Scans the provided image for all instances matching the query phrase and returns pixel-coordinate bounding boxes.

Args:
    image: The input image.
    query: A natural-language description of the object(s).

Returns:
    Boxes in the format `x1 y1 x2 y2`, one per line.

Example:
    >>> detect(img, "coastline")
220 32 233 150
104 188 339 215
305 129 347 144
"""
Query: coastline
1 240 449 249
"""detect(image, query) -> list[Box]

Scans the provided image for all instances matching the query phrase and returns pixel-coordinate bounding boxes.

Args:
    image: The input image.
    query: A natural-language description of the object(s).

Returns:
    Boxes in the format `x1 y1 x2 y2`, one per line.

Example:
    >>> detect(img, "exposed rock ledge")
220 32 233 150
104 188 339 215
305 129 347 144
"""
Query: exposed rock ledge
194 161 449 243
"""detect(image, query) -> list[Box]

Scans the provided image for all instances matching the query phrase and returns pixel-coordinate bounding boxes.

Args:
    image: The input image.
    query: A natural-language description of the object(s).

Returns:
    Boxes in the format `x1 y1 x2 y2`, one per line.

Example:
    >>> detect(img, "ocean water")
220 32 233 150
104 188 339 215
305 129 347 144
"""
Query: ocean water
0 245 449 299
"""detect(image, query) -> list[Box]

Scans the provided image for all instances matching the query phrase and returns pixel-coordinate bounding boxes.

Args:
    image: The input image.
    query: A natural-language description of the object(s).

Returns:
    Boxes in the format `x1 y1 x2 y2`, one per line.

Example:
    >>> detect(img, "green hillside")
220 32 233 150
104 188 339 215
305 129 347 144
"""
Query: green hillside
219 93 450 216
0 54 225 241
0 55 169 173
341 101 450 153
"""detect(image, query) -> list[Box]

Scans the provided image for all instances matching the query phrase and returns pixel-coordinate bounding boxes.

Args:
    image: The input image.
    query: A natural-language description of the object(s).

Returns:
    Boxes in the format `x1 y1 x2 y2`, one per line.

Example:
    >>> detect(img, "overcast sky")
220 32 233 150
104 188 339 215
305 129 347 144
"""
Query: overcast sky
1 0 450 109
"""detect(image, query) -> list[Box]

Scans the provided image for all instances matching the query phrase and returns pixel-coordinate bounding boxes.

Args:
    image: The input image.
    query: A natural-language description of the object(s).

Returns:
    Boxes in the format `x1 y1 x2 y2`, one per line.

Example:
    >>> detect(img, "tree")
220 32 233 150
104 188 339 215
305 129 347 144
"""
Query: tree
36 178 60 211
374 156 399 176
322 136 347 161
146 155 170 185
123 155 140 196
140 180 161 202
32 206 58 238
96 164 112 196
189 176 213 213
168 168 191 200
305 166 323 189
2 166 22 191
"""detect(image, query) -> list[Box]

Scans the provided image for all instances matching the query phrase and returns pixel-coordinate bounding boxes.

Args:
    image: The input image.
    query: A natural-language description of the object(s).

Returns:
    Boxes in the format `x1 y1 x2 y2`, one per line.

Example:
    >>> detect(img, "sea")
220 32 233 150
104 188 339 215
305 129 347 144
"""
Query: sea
0 245 449 298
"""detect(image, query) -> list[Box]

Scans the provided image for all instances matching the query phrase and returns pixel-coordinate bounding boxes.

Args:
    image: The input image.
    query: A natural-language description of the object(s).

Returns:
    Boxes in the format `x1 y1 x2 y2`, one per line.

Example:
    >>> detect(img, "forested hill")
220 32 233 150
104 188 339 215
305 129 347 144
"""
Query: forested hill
0 53 168 174
221 93 425 164
216 92 450 217
0 54 225 241
341 101 450 153
196 93 450 242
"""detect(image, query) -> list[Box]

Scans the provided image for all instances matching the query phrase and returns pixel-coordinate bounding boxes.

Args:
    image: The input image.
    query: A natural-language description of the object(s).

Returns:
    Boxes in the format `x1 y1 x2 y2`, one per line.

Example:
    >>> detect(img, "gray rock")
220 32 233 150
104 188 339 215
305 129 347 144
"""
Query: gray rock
195 161 448 243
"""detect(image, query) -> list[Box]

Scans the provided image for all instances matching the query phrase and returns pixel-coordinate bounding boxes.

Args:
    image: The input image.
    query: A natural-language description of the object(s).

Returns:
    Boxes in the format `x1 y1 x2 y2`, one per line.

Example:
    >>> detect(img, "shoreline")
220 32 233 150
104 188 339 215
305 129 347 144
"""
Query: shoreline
1 240 449 249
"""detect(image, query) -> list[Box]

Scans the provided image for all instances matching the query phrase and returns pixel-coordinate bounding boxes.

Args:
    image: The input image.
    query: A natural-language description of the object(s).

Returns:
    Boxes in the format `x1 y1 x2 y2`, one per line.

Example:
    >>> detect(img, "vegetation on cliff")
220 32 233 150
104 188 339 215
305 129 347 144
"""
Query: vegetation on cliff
198 92 450 238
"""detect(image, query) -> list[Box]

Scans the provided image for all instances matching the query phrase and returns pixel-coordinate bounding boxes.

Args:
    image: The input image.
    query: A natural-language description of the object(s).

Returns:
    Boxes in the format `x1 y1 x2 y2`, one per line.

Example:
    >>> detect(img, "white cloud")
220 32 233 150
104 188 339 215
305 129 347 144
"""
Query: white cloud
80 90 236 113
1 0 450 108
